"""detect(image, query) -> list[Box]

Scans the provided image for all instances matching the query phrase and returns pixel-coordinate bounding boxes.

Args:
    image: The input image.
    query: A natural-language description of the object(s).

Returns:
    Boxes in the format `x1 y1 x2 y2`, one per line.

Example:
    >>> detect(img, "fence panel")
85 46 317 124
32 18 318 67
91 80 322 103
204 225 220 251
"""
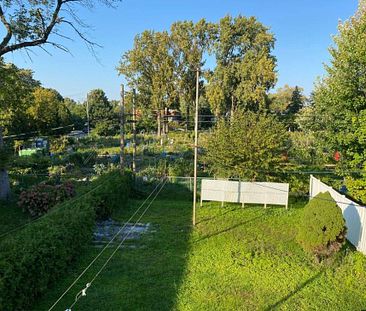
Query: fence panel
309 175 366 255
201 179 289 208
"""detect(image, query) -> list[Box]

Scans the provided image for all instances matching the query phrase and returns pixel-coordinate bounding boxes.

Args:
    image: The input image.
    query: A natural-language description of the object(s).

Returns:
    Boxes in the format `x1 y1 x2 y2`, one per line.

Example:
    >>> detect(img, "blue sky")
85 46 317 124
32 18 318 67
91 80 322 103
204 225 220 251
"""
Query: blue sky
3 0 359 101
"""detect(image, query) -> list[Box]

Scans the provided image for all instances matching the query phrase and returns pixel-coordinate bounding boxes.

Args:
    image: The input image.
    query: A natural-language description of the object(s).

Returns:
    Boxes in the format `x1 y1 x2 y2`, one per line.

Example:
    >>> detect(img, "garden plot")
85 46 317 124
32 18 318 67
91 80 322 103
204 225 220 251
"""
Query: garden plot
93 219 152 248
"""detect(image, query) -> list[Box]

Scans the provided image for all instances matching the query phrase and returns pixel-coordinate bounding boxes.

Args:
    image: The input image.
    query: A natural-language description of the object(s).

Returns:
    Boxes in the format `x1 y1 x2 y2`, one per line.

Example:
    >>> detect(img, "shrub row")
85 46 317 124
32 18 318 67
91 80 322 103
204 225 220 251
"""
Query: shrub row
0 170 131 311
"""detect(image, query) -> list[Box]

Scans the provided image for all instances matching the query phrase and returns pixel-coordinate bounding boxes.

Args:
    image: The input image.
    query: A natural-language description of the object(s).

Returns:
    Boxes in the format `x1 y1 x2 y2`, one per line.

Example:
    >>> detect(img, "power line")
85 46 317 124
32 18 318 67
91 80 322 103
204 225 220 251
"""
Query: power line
47 178 167 311
3 124 75 140
68 179 168 310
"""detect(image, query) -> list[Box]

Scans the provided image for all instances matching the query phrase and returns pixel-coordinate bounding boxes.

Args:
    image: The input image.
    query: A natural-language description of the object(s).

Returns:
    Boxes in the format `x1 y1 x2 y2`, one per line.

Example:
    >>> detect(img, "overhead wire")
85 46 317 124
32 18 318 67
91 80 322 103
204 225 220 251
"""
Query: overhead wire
67 178 168 311
47 178 167 311
0 170 122 239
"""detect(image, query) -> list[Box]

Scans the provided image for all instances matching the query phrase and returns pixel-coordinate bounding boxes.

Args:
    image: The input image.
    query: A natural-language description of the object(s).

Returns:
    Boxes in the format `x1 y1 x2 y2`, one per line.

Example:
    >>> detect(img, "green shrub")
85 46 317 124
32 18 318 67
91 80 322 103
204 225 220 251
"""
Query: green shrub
297 192 346 261
0 199 95 311
168 158 193 177
0 170 131 310
11 154 50 174
344 177 366 204
66 151 97 167
88 170 132 220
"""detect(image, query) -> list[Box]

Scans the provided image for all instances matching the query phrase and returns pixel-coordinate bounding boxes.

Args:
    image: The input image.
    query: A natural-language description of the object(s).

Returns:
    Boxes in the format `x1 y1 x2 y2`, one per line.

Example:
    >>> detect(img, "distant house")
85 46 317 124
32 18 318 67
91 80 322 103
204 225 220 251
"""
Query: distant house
67 130 87 140
166 109 181 122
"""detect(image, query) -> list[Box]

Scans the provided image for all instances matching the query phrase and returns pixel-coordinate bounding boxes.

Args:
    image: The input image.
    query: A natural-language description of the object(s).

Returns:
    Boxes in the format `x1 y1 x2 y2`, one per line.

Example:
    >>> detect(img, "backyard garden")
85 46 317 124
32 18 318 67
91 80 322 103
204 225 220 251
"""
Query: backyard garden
2 1 366 310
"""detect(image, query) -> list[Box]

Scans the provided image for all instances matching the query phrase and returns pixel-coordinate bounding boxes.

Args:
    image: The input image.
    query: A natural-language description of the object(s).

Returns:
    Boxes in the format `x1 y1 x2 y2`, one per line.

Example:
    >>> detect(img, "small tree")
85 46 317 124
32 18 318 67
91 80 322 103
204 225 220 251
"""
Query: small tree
297 192 346 261
204 110 288 180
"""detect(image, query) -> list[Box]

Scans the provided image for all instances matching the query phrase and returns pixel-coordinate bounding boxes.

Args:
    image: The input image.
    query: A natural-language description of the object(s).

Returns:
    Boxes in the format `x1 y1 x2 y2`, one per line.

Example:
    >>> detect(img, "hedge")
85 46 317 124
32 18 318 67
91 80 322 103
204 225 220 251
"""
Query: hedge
0 170 131 311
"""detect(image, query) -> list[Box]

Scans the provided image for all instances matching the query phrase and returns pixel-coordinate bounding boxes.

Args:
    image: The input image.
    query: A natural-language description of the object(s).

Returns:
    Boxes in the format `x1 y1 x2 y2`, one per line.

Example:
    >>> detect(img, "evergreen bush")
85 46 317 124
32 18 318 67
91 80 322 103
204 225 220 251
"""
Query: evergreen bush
297 192 346 261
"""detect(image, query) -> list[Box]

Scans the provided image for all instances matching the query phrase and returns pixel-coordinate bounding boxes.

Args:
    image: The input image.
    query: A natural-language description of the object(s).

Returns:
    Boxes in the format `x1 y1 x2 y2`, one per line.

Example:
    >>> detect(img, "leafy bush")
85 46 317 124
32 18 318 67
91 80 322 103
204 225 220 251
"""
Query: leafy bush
66 151 97 167
0 170 131 310
11 154 50 174
88 170 132 220
168 158 193 177
344 177 366 204
297 192 346 261
204 110 288 180
0 199 95 311
49 136 73 154
18 181 75 217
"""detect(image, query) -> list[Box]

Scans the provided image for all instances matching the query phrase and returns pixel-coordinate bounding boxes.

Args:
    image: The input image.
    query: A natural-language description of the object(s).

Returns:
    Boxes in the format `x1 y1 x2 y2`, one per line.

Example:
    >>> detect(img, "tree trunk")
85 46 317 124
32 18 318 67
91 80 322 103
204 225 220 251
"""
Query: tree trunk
164 107 168 134
0 126 10 200
157 110 161 137
185 105 190 131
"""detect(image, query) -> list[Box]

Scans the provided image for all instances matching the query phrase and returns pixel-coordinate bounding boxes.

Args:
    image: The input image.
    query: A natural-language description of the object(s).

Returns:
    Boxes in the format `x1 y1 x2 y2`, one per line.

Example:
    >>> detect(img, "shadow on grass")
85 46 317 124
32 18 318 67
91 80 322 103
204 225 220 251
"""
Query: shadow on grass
196 207 238 225
264 271 324 310
35 181 193 311
194 214 265 243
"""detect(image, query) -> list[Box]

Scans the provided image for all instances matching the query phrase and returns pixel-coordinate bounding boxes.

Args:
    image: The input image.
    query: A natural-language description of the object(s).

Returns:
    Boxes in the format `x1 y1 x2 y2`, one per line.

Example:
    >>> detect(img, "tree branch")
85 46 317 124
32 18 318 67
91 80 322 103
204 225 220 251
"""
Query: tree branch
0 4 12 51
0 0 63 56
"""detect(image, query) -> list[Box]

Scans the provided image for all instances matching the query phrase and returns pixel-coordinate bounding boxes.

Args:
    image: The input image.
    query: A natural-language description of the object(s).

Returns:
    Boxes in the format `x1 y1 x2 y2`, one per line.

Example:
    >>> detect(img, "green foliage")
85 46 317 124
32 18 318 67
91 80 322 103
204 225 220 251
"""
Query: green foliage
18 181 75 217
345 177 366 204
313 2 366 169
206 15 276 115
297 192 346 261
0 169 131 310
28 87 72 134
0 61 39 135
49 136 72 154
288 131 328 166
204 110 288 180
269 85 306 130
87 89 117 136
0 198 95 311
89 170 132 220
168 158 193 177
11 154 51 174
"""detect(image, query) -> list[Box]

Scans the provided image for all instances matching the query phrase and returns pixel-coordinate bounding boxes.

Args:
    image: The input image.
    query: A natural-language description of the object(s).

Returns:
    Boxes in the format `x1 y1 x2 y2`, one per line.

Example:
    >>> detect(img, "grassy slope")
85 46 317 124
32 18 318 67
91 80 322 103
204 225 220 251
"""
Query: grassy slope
32 186 366 311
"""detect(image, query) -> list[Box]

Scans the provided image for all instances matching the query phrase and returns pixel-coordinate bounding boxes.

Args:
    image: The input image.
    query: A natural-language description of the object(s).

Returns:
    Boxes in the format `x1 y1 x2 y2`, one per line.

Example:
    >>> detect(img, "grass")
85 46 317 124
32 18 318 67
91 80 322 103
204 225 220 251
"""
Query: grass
29 184 366 310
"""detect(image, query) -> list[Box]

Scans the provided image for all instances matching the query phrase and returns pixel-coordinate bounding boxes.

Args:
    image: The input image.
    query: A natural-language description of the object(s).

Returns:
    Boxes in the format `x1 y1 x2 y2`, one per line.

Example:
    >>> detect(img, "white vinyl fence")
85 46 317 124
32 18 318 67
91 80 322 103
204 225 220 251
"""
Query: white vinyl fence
309 175 366 255
200 179 289 209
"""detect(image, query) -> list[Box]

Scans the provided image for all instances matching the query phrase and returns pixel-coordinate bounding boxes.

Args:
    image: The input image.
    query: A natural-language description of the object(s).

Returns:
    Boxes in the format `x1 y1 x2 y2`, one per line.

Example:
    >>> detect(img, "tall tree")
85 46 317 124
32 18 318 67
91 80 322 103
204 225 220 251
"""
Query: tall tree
118 30 175 136
86 89 116 136
28 87 72 134
269 84 305 130
170 19 215 129
0 60 39 200
206 15 277 116
64 98 86 130
0 61 40 135
313 0 366 169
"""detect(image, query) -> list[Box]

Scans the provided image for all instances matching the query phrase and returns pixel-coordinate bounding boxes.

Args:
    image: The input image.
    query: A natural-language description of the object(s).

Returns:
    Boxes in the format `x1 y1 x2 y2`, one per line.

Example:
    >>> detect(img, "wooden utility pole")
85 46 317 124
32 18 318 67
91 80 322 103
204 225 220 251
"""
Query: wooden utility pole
86 98 90 135
132 88 137 173
119 84 125 171
193 68 200 226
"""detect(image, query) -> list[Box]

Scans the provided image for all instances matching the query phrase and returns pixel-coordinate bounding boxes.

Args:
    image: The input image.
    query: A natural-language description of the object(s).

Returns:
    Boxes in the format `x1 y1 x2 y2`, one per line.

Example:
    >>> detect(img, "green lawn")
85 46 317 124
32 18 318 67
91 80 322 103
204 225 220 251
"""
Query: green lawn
31 184 366 311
